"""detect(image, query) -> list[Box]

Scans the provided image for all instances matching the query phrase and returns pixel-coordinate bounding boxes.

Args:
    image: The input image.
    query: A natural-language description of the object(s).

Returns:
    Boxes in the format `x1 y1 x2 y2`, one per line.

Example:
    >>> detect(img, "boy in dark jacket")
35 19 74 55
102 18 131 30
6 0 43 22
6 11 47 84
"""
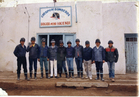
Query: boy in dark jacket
92 39 105 81
13 38 29 80
38 38 50 79
49 39 58 78
83 41 93 80
74 39 83 78
105 40 119 82
57 40 68 78
27 37 40 79
66 41 75 78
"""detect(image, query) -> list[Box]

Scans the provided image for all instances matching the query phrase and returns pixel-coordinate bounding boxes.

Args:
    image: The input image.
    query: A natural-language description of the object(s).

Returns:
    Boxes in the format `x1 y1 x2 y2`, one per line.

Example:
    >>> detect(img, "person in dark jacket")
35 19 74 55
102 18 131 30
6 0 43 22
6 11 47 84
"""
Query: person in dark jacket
49 39 58 78
74 39 84 78
83 41 93 80
38 38 50 79
66 41 75 78
92 39 105 81
57 40 68 78
105 40 119 82
27 37 40 79
13 38 29 80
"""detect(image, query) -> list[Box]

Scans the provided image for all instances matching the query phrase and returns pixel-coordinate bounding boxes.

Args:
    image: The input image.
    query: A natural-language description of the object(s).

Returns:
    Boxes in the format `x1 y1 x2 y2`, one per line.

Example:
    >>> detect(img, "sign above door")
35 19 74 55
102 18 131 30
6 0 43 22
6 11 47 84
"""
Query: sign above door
39 6 72 28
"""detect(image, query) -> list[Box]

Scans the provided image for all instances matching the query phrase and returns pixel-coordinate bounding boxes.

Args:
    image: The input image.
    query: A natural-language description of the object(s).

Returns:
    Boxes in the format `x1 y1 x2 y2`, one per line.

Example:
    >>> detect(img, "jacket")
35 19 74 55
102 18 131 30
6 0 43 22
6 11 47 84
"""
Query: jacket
92 46 105 62
57 46 66 61
74 45 83 58
83 47 92 61
105 46 119 62
48 46 57 60
39 45 49 58
66 46 75 58
27 43 40 59
13 44 26 58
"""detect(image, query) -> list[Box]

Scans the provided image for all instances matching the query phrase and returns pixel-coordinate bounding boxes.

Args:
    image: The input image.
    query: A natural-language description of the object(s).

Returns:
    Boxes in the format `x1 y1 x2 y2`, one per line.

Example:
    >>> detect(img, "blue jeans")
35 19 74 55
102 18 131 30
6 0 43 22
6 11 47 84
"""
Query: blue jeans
107 62 115 78
66 58 74 72
57 60 67 74
40 57 48 73
29 58 37 73
75 57 83 73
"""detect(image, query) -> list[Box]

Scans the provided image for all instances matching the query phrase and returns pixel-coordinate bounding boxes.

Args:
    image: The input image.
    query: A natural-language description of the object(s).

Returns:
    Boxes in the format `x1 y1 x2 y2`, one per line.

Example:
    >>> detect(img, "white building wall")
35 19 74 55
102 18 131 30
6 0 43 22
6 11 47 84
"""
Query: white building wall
0 1 138 74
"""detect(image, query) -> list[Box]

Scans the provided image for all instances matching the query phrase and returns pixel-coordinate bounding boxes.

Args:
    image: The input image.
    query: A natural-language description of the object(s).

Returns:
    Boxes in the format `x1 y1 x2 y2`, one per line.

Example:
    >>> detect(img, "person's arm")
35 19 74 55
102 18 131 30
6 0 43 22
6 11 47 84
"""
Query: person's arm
92 48 95 63
105 48 107 62
114 48 119 63
37 45 40 59
13 46 19 57
81 46 84 61
47 46 50 60
26 45 32 52
82 48 85 60
73 47 75 58
102 47 105 63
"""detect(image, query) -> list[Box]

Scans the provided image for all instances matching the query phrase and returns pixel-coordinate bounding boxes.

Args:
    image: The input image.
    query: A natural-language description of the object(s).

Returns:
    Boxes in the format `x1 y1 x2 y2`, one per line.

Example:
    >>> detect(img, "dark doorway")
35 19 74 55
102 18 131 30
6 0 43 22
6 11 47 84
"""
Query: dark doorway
49 35 63 46
38 35 47 46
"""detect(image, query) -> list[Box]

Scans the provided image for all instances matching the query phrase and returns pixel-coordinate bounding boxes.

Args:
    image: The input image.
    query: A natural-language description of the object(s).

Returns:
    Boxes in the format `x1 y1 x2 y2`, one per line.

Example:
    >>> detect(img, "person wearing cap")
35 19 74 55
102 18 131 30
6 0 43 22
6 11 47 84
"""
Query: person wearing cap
105 40 119 82
83 41 93 80
48 39 58 78
27 37 40 79
92 39 105 81
38 38 50 79
13 38 29 80
66 41 75 78
57 40 68 78
74 39 84 78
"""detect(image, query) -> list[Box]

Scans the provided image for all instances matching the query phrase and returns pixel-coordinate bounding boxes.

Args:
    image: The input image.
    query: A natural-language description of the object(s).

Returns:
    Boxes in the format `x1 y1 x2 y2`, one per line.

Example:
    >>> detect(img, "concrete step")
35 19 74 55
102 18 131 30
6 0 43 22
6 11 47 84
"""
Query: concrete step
56 82 109 88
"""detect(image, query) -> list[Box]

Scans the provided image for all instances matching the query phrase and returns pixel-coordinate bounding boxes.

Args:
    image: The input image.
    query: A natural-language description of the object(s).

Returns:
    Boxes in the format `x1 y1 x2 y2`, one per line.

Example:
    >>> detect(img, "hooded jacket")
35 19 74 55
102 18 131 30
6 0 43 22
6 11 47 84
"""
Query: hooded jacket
105 46 119 62
57 46 66 61
48 46 57 60
13 44 26 58
27 43 40 59
83 47 92 61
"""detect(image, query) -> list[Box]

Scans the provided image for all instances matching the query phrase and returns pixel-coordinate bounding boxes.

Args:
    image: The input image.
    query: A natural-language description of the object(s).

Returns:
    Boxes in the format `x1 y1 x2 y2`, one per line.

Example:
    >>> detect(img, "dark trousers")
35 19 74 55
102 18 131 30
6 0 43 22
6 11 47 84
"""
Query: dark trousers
75 57 83 73
57 60 67 74
29 58 37 73
95 61 103 75
17 57 27 74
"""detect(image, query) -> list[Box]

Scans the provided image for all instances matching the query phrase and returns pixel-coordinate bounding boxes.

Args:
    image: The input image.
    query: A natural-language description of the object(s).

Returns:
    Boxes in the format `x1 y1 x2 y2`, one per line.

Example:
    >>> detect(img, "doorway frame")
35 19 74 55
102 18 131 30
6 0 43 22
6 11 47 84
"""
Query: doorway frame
36 33 76 47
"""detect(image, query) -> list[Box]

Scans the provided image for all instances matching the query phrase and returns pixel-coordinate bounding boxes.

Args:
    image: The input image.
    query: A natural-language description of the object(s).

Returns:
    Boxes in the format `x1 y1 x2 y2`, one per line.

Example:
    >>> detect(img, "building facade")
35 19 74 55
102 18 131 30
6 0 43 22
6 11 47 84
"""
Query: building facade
0 1 138 74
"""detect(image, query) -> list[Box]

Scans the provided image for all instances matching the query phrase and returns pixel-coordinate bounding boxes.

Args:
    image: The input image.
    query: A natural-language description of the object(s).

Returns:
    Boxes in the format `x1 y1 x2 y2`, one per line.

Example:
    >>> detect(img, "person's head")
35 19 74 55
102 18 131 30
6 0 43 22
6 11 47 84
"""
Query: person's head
41 38 46 45
59 40 63 47
20 38 25 45
31 37 35 44
51 39 55 46
85 41 90 47
108 40 113 47
95 39 101 46
67 41 72 47
75 39 80 45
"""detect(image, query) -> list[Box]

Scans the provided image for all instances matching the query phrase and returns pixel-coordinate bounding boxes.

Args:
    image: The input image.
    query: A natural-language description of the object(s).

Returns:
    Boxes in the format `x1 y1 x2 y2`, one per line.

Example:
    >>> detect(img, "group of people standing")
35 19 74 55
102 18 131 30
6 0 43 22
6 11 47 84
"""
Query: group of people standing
13 37 119 82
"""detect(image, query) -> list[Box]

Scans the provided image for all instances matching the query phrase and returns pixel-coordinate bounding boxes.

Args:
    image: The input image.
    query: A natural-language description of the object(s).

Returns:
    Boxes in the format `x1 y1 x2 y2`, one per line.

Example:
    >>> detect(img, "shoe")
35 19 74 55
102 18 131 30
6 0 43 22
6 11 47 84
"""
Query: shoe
72 76 75 78
95 77 99 80
40 76 43 79
85 76 88 79
50 76 53 78
112 78 115 82
17 78 20 80
81 77 84 79
25 74 29 80
101 78 104 81
34 77 37 79
17 74 20 81
55 76 58 78
41 73 43 79
89 77 92 80
30 72 32 79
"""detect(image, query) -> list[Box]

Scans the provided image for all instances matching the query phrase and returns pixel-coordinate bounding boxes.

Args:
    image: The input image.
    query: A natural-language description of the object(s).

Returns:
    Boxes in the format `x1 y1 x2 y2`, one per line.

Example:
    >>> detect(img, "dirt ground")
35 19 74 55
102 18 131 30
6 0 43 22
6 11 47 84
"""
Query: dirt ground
0 72 138 96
